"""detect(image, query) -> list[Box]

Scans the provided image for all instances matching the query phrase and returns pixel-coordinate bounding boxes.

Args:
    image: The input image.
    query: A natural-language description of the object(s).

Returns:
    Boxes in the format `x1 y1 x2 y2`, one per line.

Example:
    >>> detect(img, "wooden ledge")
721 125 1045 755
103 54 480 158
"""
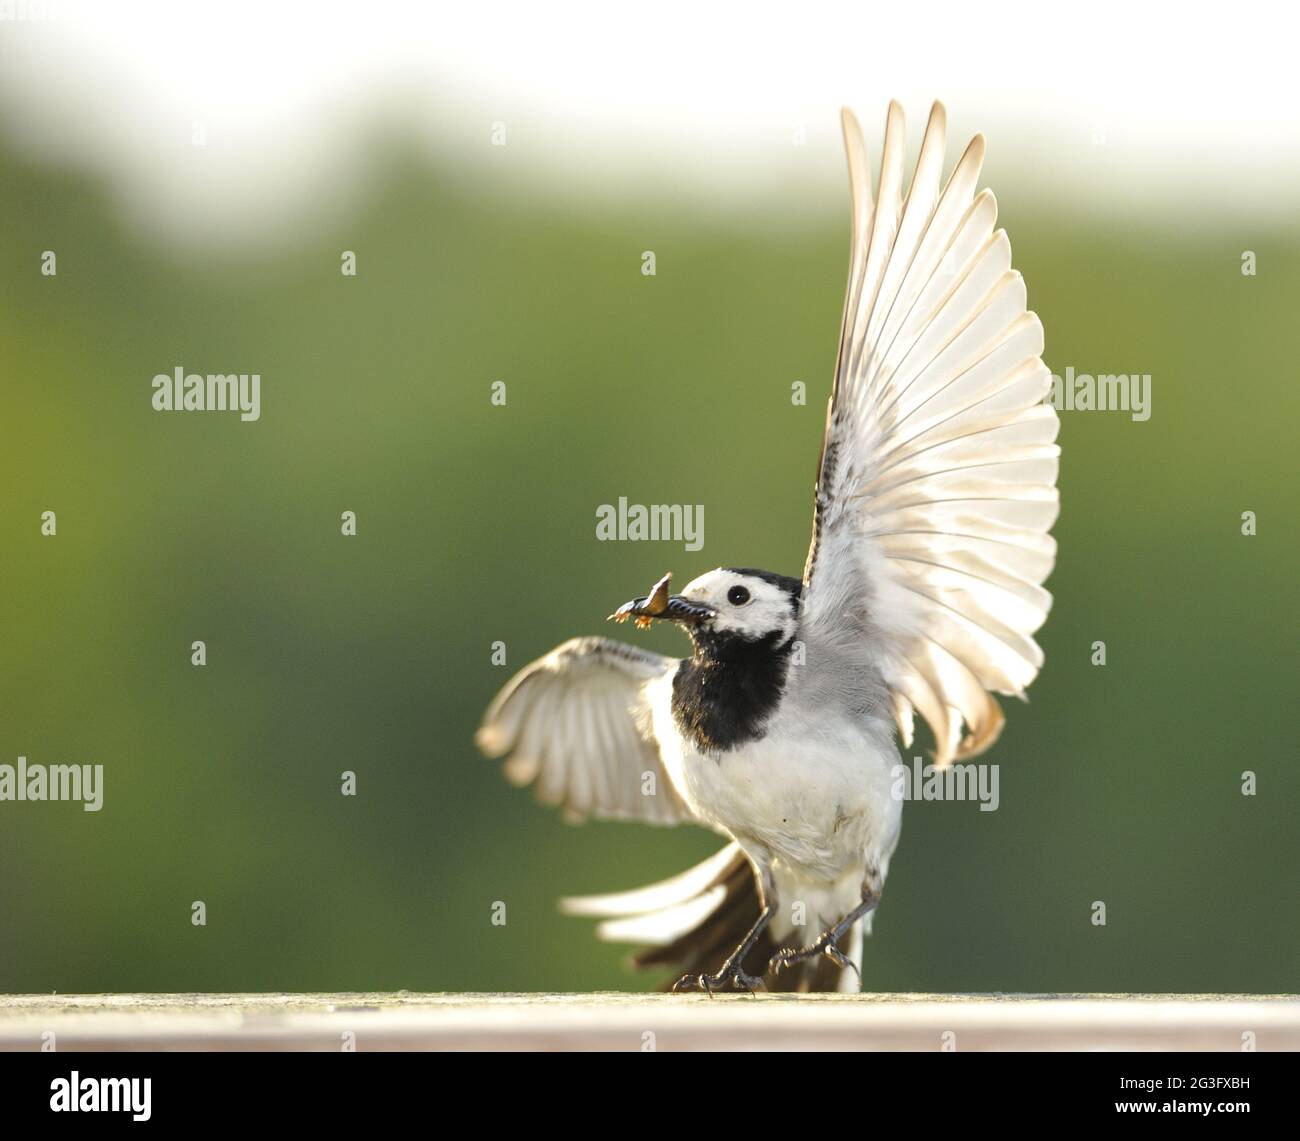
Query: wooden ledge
1 993 1295 1051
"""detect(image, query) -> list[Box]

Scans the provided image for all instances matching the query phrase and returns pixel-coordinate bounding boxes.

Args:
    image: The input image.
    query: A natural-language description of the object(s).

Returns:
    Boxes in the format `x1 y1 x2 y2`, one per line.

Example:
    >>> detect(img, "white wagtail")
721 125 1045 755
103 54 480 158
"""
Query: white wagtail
478 102 1059 993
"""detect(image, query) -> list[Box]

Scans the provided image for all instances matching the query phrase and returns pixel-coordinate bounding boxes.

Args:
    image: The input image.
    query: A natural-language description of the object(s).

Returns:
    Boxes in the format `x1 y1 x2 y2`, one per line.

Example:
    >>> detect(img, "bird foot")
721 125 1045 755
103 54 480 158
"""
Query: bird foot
671 962 766 996
768 931 858 977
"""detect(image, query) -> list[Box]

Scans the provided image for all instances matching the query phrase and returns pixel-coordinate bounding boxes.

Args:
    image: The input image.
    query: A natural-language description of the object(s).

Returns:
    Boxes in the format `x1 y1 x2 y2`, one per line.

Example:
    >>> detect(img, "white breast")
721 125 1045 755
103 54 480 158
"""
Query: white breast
647 671 902 884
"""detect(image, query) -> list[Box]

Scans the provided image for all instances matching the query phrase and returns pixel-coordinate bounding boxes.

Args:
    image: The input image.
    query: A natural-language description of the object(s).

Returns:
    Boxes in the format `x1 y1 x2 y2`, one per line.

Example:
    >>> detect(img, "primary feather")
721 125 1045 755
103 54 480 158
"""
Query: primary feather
475 637 687 824
802 101 1060 766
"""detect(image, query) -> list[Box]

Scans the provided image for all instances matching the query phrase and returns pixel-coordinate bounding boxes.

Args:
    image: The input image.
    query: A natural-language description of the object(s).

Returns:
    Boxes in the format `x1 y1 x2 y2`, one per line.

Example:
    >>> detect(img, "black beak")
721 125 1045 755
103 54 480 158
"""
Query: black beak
609 572 715 629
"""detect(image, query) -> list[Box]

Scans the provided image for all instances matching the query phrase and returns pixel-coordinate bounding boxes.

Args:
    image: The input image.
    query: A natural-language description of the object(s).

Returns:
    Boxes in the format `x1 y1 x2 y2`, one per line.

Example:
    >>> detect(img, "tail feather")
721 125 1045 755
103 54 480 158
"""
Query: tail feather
563 844 861 993
559 843 739 922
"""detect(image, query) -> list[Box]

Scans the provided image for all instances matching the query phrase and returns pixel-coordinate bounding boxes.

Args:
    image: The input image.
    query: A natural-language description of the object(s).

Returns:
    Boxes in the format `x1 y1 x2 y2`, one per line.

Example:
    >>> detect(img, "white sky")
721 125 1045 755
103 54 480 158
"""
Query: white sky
1 0 1295 242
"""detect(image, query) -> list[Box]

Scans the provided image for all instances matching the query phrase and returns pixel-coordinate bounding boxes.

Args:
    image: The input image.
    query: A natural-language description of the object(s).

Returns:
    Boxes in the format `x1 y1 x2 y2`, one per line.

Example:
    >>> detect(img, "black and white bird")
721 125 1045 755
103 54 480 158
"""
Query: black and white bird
477 102 1060 993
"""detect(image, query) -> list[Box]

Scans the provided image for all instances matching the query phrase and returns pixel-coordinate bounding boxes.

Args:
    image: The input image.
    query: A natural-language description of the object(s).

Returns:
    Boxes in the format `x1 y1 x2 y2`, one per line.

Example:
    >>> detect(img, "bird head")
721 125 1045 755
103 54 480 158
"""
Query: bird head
610 568 801 645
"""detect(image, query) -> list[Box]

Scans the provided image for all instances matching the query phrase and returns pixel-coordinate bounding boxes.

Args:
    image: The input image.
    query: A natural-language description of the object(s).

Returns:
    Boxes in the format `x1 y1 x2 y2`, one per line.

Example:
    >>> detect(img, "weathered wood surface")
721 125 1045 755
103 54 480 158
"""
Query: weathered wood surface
1 993 1295 1051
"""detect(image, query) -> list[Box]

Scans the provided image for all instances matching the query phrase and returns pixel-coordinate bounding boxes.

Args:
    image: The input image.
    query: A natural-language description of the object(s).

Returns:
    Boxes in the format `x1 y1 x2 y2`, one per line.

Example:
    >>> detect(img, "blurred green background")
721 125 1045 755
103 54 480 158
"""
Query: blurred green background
0 112 1296 996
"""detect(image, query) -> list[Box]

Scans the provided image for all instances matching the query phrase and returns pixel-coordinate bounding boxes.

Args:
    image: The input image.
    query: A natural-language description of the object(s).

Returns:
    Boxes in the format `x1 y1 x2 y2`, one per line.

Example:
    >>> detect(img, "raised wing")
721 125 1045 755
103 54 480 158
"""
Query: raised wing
475 637 689 824
802 102 1060 765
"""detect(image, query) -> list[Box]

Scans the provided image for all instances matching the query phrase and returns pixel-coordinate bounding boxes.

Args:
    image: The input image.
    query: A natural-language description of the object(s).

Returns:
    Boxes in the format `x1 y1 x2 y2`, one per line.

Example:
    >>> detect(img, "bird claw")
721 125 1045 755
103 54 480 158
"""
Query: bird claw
671 964 765 996
768 933 859 977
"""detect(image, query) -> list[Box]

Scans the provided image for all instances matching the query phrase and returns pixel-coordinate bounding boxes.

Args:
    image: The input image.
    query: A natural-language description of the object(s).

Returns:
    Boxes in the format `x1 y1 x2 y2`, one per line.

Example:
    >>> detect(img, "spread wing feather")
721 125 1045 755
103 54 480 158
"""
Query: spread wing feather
802 102 1060 765
475 636 688 824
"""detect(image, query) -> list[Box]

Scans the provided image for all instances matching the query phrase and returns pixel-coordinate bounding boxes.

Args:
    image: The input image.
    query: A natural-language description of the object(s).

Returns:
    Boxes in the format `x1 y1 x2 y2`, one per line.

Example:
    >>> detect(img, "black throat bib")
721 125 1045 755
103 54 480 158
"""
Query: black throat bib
671 629 794 753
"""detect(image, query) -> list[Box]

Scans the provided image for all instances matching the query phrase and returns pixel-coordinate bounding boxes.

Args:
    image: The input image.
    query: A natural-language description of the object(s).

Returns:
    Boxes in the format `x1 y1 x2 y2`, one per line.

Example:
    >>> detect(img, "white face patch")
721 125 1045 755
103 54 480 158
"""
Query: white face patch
679 569 798 643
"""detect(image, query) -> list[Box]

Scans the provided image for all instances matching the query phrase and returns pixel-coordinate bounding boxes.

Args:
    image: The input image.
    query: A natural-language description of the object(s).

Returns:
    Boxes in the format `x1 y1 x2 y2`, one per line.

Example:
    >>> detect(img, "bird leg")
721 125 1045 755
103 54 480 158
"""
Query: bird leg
767 886 879 978
672 902 775 996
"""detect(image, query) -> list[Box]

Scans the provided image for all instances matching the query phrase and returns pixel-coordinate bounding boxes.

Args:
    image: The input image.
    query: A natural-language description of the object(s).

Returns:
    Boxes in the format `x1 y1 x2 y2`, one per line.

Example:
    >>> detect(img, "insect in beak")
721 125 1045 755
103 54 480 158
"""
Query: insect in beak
609 572 715 629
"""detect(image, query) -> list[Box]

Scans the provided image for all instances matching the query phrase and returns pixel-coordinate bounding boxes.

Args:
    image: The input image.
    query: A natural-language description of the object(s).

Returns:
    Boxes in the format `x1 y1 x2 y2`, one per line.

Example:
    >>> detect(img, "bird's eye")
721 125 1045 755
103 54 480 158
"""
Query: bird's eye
727 585 751 606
